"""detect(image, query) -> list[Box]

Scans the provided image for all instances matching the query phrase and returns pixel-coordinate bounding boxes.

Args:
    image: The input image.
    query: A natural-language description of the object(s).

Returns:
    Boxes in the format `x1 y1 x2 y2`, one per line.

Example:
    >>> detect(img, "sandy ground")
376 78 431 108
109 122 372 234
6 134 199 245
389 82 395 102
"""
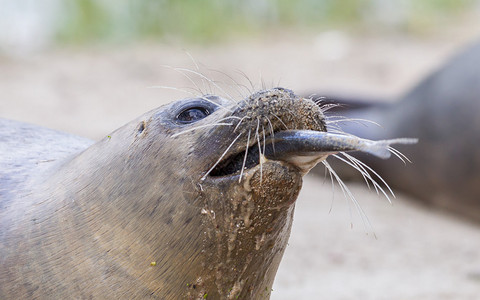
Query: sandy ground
2 30 480 299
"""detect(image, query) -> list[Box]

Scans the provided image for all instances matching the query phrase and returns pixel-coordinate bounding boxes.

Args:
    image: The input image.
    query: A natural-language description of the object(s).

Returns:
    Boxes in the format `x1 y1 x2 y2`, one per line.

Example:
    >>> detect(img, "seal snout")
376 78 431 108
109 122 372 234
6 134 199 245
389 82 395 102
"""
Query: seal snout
206 87 417 178
207 88 327 178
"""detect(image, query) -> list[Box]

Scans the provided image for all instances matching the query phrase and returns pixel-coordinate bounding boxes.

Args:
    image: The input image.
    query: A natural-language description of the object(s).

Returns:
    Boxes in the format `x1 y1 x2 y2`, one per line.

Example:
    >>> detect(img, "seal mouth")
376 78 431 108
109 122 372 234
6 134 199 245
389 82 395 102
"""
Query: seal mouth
208 129 327 177
209 130 419 177
209 137 266 177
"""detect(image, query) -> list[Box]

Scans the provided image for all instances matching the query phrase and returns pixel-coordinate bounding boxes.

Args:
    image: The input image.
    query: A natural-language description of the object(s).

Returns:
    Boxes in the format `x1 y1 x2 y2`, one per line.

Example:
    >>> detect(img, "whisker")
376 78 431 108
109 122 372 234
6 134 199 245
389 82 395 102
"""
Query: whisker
160 65 205 96
239 129 252 182
201 132 243 180
336 154 381 195
334 153 390 201
326 117 382 128
305 93 319 99
184 51 208 93
175 68 239 108
322 161 354 227
217 116 243 122
388 146 412 164
342 153 395 203
148 85 201 96
149 86 233 113
286 108 299 128
332 154 373 191
208 69 251 100
255 117 263 183
171 123 233 138
319 103 342 112
234 69 255 95
271 113 289 130
323 160 374 233
260 72 266 90
266 116 276 153
198 95 235 113
323 161 336 214
262 124 266 159
234 115 251 132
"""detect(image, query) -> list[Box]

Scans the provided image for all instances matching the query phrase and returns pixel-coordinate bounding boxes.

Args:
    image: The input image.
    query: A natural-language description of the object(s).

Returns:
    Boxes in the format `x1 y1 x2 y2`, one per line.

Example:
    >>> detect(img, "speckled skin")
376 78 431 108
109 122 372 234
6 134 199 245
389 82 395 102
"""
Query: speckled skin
315 40 480 222
0 88 326 299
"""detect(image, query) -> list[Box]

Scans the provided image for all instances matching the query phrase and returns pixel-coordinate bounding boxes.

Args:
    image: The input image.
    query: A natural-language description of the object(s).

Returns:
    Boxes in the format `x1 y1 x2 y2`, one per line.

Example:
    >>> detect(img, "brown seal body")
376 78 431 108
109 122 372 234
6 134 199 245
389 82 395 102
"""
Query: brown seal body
313 40 480 222
0 88 325 299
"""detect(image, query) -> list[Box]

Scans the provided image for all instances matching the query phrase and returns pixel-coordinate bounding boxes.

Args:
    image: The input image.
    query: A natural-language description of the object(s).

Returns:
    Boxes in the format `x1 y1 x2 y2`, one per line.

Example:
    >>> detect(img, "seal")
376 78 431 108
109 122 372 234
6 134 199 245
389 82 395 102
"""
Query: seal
310 40 480 222
0 87 414 299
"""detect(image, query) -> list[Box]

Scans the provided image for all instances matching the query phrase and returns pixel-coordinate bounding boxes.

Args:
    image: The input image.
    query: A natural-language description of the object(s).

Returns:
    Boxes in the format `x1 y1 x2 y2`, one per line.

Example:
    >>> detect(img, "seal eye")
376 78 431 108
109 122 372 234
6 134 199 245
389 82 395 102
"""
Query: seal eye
176 107 210 123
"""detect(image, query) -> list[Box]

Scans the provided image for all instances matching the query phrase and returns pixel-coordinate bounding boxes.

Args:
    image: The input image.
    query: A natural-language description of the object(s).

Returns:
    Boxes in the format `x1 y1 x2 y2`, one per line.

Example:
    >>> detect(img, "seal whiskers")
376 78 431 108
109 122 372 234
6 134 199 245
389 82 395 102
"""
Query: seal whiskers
322 160 372 230
201 132 244 181
334 153 395 203
171 122 233 137
255 117 264 183
239 129 252 182
170 114 244 138
174 67 240 108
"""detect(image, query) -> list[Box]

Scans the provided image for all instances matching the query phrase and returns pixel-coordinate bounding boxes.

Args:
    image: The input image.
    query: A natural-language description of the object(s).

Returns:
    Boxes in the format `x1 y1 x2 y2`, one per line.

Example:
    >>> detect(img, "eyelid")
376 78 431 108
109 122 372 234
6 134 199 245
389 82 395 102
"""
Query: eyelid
174 99 218 125
176 107 210 123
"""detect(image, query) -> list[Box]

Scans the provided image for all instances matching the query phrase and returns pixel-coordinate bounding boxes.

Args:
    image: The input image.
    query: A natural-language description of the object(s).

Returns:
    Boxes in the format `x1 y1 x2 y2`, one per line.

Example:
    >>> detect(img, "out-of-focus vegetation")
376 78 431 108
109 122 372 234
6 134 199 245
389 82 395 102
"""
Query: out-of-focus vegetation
55 0 477 44
0 0 478 54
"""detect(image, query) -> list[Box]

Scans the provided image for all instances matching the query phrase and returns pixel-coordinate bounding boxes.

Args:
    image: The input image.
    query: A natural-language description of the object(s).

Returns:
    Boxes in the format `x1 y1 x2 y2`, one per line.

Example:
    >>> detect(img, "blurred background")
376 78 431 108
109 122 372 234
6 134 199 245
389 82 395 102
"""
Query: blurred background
1 1 480 299
1 0 479 52
2 0 480 138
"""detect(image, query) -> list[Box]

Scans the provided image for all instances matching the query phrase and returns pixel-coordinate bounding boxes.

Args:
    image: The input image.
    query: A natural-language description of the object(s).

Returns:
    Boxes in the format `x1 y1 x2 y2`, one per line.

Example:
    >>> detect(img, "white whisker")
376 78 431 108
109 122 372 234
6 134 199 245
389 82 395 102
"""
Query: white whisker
324 162 336 214
323 160 374 233
388 146 412 164
266 116 276 153
234 69 255 94
323 161 354 227
260 72 266 90
255 118 263 183
319 103 342 112
160 65 205 95
184 51 208 93
326 117 382 128
234 115 251 132
208 69 251 100
175 68 239 107
149 86 233 113
148 85 200 96
217 116 243 122
262 125 266 158
271 113 289 130
201 132 243 181
197 95 234 113
171 123 233 138
239 130 252 182
332 154 373 191
342 153 395 203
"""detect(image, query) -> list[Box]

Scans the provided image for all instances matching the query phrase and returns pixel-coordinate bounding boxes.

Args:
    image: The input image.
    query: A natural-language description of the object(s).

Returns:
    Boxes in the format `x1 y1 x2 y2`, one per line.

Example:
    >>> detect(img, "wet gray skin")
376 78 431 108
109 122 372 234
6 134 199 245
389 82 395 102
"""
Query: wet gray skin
0 87 415 299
